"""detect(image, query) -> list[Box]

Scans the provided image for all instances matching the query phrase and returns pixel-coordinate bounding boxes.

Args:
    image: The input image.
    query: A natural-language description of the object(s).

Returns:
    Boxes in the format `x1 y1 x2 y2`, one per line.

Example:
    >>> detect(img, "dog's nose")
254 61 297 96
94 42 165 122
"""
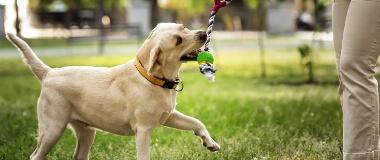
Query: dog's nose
197 31 207 42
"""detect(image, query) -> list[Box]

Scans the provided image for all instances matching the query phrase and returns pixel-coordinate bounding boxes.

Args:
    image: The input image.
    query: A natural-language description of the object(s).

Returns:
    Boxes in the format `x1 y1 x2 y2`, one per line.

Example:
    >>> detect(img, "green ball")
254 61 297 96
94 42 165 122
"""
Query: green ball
197 51 214 64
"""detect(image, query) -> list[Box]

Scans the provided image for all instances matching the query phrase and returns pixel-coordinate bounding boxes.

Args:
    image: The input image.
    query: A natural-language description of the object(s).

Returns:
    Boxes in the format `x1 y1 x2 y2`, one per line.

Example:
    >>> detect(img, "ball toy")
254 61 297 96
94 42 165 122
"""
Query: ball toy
197 51 215 64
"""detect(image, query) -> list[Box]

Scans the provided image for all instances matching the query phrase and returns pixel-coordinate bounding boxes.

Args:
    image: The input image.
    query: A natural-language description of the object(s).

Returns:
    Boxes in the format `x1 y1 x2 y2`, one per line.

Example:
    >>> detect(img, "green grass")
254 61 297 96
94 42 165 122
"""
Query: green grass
0 37 141 49
0 49 344 159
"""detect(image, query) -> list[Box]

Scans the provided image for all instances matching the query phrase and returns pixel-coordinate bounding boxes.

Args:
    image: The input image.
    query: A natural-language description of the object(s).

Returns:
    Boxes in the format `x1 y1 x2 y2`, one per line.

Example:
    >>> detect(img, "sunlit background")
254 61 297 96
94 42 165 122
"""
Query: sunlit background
0 0 334 55
1 0 332 37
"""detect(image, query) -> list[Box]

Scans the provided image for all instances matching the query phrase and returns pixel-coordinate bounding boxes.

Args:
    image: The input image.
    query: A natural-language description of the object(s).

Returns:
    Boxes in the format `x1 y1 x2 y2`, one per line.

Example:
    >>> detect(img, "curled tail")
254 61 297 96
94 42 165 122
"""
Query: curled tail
6 33 51 81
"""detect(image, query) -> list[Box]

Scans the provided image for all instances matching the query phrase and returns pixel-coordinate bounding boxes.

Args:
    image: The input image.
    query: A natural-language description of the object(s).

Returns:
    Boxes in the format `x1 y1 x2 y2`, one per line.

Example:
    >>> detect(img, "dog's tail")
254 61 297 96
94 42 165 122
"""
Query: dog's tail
6 33 51 81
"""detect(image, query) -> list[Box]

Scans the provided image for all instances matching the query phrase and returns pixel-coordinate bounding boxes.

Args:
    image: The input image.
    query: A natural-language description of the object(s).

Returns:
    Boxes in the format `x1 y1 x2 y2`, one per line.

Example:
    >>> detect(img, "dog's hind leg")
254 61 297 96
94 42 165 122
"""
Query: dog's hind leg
70 121 96 160
162 110 220 152
30 114 68 160
30 93 71 160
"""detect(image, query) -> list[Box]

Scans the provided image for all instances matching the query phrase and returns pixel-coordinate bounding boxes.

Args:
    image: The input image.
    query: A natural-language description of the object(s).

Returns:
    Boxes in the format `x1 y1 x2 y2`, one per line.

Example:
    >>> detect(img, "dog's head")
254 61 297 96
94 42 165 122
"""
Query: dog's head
137 23 207 79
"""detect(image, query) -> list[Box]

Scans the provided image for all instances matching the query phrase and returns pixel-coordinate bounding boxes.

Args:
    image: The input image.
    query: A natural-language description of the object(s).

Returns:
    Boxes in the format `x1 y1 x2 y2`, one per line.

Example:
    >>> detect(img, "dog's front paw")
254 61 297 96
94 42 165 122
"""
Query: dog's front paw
207 143 220 152
195 130 221 152
203 141 220 152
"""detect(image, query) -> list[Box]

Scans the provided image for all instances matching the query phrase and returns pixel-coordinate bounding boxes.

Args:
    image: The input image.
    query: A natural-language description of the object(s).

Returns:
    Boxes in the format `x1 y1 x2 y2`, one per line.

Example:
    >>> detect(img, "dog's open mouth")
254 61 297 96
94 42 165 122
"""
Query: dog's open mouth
180 49 201 61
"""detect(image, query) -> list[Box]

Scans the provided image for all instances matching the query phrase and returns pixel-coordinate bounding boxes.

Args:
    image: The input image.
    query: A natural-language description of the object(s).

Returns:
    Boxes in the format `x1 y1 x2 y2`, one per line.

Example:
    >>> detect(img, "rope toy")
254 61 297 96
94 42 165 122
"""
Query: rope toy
197 0 232 82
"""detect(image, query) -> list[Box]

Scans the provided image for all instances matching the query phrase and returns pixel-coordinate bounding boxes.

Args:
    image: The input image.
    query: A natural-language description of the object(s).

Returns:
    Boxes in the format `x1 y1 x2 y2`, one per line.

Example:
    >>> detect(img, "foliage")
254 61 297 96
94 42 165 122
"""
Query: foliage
318 0 333 6
159 0 212 16
159 0 269 16
244 0 263 9
29 0 126 10
298 44 314 82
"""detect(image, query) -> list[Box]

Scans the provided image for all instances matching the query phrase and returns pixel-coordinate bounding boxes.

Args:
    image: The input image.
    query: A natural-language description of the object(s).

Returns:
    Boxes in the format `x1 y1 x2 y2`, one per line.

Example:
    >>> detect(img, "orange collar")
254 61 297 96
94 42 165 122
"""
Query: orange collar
134 59 181 90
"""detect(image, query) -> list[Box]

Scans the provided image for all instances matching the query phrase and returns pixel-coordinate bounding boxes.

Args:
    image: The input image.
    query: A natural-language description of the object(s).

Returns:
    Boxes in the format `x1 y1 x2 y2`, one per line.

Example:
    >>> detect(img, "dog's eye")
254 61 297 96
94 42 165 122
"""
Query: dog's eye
175 36 183 46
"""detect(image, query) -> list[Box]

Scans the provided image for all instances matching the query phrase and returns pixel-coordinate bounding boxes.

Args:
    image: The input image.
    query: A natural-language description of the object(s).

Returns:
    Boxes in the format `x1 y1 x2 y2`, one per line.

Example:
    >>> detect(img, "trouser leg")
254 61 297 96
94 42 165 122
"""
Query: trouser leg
335 0 380 159
333 0 351 112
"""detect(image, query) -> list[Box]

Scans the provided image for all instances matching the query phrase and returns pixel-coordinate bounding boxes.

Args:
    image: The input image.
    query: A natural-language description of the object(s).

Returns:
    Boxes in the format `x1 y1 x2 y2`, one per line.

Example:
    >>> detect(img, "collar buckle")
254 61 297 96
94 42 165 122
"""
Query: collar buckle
162 79 180 89
175 81 184 92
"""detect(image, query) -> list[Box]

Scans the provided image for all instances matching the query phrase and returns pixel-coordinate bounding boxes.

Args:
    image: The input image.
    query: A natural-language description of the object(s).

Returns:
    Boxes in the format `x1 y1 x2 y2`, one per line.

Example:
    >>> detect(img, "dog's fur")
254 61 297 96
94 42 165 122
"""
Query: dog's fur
6 23 220 160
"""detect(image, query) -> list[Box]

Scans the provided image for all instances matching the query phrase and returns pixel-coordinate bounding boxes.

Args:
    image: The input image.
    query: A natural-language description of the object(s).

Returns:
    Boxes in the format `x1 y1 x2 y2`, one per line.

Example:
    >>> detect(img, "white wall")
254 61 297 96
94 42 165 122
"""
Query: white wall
127 0 151 36
267 1 296 34
1 0 33 36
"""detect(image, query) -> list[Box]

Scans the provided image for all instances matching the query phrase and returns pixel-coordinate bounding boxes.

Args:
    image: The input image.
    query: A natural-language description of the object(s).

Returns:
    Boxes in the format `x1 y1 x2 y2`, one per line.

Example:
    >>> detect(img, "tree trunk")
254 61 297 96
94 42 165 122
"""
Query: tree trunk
308 59 314 83
150 0 159 29
308 0 319 82
256 1 267 78
258 31 266 78
14 0 21 36
97 0 105 54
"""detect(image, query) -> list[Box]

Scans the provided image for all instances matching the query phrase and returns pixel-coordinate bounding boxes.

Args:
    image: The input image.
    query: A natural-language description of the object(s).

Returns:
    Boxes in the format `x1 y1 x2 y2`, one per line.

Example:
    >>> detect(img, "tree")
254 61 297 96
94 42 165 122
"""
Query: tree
245 0 267 78
298 0 331 83
159 0 212 23
29 0 126 11
151 0 159 29
298 44 314 83
14 0 21 36
97 0 105 54
160 0 212 16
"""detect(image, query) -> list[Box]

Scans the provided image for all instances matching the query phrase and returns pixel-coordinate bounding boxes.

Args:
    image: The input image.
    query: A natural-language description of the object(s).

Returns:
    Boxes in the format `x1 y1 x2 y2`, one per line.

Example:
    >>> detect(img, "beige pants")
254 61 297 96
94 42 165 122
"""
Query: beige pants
333 0 380 159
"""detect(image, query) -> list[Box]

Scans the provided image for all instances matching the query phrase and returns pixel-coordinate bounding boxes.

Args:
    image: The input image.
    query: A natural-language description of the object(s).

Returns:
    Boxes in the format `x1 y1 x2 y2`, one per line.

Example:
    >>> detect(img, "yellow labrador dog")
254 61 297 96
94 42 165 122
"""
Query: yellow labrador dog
6 23 220 160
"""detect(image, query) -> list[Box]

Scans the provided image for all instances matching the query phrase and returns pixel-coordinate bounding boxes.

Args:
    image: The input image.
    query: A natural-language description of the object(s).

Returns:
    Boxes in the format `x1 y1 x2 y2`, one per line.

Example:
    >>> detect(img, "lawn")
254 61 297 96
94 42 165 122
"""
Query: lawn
0 47 343 159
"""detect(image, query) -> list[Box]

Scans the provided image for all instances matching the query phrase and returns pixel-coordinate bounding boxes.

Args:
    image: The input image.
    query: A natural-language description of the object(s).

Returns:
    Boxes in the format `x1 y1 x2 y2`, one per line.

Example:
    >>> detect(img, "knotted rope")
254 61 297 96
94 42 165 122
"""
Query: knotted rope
204 0 232 51
199 0 232 81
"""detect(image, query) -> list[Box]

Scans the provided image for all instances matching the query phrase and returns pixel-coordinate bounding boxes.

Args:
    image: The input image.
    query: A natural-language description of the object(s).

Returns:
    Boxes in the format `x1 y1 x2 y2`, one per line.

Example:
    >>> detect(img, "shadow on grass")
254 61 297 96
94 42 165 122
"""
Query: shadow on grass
267 79 339 86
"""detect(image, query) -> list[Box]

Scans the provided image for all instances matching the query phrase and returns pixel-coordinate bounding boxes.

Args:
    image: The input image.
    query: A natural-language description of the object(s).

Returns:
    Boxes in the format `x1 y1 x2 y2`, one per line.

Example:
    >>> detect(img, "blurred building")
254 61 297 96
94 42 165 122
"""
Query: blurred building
2 0 128 36
33 0 126 29
1 0 37 37
127 0 150 35
212 0 331 34
267 0 296 34
1 0 332 38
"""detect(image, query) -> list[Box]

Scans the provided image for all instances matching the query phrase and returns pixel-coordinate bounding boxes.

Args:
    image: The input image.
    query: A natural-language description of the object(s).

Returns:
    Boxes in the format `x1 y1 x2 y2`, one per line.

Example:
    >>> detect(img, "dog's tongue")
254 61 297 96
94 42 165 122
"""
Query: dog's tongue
190 49 201 56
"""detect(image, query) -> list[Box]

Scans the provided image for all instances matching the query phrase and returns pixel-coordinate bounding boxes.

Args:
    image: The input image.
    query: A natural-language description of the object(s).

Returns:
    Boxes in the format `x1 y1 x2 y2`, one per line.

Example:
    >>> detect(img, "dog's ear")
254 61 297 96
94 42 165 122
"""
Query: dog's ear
148 46 161 75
